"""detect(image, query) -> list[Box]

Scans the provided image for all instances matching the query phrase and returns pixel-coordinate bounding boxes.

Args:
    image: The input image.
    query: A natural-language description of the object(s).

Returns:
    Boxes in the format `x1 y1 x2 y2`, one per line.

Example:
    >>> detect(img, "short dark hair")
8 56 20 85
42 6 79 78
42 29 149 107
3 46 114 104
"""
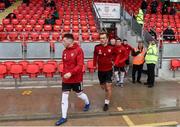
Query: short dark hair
63 33 74 40
116 38 122 41
100 32 108 38
123 39 127 42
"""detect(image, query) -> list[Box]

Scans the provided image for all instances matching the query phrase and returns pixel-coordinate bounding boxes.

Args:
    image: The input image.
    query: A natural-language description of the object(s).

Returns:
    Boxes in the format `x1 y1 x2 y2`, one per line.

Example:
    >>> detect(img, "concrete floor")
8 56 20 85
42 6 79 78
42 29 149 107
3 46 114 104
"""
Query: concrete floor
0 111 180 126
0 77 180 126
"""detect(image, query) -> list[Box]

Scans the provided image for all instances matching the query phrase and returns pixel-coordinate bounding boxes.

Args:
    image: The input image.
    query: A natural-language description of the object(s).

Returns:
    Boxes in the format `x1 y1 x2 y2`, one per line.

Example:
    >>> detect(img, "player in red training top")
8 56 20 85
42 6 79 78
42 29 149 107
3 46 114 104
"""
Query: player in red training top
113 38 129 87
55 33 90 126
122 39 133 74
93 32 114 111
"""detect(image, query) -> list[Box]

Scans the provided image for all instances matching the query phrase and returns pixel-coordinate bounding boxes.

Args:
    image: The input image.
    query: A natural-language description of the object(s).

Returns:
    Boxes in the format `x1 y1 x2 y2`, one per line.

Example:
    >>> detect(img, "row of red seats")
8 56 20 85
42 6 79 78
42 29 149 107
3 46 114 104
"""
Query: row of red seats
0 25 98 34
0 60 96 79
0 25 97 33
0 32 100 42
2 18 96 26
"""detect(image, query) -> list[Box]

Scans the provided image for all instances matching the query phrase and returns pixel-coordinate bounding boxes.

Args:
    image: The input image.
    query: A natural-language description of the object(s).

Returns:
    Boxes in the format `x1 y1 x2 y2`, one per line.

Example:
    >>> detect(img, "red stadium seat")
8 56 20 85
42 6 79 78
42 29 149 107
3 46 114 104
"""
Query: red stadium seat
73 32 79 41
52 32 60 41
9 32 18 41
33 14 40 20
92 32 100 41
54 25 61 31
26 63 40 78
20 19 27 26
17 14 24 20
55 19 62 25
25 25 33 32
72 25 79 32
63 25 71 32
0 64 7 79
81 26 88 32
29 19 36 26
38 19 45 25
82 33 90 41
4 61 16 75
30 32 39 41
46 60 58 69
11 19 19 25
0 32 7 41
34 25 43 32
80 20 87 26
64 20 71 25
25 14 31 20
18 60 29 74
72 20 79 26
90 26 97 32
19 33 29 41
44 25 52 31
2 19 10 25
41 32 50 41
0 24 4 31
5 24 13 32
43 63 56 78
15 24 23 32
89 20 95 26
170 59 180 71
10 64 23 79
33 60 45 72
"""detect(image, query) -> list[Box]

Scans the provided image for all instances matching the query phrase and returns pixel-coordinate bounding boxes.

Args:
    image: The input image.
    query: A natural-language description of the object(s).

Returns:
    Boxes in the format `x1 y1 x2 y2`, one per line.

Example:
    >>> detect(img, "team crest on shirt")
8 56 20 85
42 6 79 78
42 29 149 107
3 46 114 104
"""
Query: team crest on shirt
64 54 66 59
108 49 111 52
98 50 102 54
71 53 74 57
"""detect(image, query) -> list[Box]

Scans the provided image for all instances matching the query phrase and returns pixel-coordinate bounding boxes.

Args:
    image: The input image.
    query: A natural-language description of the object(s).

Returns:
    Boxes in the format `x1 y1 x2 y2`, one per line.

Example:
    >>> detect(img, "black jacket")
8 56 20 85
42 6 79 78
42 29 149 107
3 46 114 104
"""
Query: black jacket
141 0 148 10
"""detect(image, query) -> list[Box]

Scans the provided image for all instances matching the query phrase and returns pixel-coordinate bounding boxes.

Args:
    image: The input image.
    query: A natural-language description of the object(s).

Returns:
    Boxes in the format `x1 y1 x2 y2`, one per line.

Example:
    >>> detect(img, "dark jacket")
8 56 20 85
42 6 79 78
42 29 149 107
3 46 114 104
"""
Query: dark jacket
141 0 148 10
163 28 175 40
149 29 157 40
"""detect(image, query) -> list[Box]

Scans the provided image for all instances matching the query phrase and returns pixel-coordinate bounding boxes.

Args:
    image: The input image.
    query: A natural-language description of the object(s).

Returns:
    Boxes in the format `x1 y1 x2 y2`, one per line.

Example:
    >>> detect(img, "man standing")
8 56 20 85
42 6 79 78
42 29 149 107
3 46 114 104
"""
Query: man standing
131 41 146 84
113 38 128 87
141 0 148 14
55 33 90 126
144 41 158 88
150 0 158 14
93 32 113 111
122 39 133 75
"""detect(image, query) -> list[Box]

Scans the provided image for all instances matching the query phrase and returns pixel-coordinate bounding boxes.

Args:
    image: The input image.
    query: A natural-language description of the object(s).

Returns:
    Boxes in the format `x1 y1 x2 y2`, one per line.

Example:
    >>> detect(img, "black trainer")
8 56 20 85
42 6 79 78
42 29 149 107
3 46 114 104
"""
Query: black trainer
144 82 149 85
137 81 142 84
103 104 109 111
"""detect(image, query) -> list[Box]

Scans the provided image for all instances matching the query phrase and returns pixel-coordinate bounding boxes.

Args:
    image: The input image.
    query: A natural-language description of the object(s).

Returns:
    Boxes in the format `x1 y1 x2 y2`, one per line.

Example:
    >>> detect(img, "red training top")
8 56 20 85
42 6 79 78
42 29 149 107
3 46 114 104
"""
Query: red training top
62 43 84 83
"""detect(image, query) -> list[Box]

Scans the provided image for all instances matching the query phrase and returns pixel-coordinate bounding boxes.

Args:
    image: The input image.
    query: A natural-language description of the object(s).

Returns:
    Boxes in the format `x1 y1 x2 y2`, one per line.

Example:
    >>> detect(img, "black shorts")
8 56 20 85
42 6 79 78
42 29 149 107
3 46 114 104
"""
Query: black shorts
62 82 83 93
114 66 125 72
98 70 112 84
125 57 130 65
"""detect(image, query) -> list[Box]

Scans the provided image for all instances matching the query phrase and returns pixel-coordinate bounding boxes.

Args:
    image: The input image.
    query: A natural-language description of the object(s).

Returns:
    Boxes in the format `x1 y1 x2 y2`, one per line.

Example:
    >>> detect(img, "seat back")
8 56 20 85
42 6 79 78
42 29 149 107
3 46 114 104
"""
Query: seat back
43 63 56 78
170 59 180 70
26 63 40 78
10 64 23 79
0 64 7 78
